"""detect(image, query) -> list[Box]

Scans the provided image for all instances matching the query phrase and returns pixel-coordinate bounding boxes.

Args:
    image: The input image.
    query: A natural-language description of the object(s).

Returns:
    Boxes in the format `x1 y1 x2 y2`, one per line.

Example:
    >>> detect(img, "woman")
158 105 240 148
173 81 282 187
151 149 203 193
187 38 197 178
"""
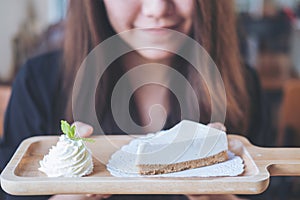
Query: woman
1 0 266 199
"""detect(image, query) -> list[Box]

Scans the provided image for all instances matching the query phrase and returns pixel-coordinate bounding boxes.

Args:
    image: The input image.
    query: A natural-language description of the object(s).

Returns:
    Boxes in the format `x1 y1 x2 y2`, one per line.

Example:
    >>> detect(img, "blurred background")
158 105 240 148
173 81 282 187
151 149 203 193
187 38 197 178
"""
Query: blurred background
0 0 300 199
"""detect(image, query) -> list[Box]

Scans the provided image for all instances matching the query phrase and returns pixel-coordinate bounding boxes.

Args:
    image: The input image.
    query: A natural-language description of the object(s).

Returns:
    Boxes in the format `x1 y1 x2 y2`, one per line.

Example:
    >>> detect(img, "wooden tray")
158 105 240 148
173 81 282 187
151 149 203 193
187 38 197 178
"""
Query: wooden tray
1 135 300 195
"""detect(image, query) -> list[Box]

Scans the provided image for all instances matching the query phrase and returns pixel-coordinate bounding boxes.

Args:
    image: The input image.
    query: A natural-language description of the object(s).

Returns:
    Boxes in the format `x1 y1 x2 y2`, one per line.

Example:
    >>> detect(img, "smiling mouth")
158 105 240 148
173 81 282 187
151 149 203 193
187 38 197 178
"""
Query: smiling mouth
136 23 180 30
135 25 181 35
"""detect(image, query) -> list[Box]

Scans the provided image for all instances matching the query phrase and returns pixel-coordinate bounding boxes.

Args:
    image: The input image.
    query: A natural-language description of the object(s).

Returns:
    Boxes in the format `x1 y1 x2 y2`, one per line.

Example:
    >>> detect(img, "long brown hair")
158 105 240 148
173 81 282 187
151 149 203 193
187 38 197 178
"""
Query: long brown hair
63 0 250 134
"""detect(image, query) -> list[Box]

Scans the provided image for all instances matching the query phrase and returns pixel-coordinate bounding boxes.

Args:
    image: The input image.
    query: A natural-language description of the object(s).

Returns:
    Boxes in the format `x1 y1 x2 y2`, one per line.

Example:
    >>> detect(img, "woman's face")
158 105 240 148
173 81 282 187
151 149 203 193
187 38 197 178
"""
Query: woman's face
103 0 194 61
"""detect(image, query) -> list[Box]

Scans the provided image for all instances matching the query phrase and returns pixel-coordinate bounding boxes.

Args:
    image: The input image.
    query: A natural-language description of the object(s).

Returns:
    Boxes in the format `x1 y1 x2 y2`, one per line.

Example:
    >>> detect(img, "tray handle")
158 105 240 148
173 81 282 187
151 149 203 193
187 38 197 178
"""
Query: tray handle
250 146 300 176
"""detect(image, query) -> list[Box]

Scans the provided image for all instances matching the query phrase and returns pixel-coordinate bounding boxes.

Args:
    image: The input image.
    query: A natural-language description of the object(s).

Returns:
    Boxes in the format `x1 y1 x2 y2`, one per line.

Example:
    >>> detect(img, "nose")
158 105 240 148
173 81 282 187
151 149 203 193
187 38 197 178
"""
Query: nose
142 0 173 19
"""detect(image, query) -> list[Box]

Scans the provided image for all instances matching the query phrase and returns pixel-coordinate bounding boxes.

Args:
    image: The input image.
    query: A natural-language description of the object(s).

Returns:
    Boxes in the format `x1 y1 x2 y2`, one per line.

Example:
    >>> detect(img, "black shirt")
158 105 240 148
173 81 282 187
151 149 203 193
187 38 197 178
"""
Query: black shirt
0 51 268 200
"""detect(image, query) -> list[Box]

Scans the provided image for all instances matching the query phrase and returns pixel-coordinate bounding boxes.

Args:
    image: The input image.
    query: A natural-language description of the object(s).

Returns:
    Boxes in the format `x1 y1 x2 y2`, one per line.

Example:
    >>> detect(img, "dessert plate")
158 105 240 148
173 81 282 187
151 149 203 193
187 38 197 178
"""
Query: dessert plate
1 135 300 195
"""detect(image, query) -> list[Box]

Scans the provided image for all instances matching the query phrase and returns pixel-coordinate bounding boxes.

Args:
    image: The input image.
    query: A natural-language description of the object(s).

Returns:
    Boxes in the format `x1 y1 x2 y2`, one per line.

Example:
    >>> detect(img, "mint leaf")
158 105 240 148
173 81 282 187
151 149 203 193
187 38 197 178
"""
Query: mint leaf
80 138 95 143
60 120 95 142
60 120 74 139
70 124 76 138
61 120 71 136
72 137 95 143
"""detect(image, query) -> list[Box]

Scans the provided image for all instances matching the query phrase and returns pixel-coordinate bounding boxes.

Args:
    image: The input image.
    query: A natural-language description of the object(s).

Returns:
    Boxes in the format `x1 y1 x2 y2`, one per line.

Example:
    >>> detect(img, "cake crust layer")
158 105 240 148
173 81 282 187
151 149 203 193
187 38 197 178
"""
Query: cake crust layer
137 150 228 175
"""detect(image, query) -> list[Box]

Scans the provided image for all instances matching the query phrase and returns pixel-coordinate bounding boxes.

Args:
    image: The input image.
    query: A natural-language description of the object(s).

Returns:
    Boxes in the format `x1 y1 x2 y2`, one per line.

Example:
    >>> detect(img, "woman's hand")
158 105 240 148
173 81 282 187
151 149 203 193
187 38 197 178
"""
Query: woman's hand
49 194 111 200
186 194 248 200
186 123 248 200
73 121 94 137
49 121 111 200
207 122 226 132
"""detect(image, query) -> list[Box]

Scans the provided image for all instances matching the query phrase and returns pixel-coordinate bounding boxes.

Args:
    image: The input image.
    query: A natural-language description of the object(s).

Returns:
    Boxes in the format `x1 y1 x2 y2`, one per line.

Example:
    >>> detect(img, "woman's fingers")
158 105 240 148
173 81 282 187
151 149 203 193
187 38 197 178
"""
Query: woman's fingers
86 194 111 198
50 194 110 200
72 121 94 138
86 194 111 200
102 195 111 199
207 122 227 132
187 194 248 200
86 194 111 199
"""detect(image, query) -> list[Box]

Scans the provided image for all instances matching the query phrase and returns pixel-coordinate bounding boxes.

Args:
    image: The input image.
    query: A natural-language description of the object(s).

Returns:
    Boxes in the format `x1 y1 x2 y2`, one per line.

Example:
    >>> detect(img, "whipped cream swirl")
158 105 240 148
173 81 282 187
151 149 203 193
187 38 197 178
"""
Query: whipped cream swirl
39 135 93 177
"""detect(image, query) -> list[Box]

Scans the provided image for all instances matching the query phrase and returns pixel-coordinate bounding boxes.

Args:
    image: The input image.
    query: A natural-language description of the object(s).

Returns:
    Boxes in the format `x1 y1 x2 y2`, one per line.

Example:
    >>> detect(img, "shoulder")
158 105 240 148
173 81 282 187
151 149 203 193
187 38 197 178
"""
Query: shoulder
243 64 261 95
244 64 260 83
243 64 270 145
17 50 62 83
11 50 63 109
14 50 63 93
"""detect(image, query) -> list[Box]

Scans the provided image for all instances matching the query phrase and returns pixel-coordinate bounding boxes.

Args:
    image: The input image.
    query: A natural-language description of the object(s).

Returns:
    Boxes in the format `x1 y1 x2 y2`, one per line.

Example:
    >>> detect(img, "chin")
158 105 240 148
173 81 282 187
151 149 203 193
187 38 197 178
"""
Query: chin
137 49 174 61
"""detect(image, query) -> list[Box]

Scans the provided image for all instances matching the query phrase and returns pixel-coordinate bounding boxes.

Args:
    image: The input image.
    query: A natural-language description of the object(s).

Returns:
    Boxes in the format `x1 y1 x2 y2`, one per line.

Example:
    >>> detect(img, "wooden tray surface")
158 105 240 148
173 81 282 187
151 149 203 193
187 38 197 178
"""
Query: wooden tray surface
1 135 300 195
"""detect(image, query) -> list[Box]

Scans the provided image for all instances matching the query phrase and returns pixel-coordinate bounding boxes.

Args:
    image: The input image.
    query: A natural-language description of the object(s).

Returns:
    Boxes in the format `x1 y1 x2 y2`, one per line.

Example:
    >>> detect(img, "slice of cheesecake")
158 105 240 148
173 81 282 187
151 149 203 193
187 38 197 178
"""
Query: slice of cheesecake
136 120 228 175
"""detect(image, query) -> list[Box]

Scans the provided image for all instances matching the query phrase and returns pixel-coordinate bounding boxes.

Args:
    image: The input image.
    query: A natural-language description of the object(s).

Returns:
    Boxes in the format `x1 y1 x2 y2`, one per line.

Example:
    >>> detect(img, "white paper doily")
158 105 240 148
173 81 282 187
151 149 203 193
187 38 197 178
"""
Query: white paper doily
107 134 244 177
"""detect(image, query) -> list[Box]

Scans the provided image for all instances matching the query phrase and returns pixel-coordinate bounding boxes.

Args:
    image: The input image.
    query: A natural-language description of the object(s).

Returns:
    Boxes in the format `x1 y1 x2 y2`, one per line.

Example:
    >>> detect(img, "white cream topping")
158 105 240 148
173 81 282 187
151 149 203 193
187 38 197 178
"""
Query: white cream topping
136 120 228 165
39 135 93 177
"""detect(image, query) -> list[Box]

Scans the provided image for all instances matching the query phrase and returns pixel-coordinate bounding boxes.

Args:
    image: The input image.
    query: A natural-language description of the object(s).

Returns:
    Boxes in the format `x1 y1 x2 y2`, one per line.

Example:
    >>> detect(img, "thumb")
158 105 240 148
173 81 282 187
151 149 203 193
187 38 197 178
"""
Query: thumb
72 121 94 138
207 122 226 132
